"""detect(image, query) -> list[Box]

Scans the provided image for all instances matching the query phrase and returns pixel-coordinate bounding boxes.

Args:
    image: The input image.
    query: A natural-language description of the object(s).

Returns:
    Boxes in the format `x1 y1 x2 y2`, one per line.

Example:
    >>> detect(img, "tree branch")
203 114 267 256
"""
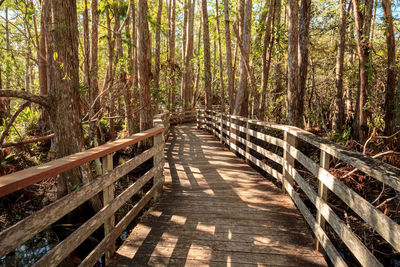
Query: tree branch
0 102 30 147
0 90 49 108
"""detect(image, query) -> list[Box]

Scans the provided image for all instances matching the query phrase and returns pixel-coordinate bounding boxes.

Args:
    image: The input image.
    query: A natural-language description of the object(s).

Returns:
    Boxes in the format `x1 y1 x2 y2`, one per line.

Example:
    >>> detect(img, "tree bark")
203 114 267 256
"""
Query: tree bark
259 0 276 120
182 0 195 110
83 0 90 89
287 0 299 126
352 0 373 142
202 0 212 109
38 0 50 133
45 0 101 211
223 0 234 113
333 0 346 132
90 0 101 143
233 0 252 117
215 0 225 112
272 0 282 122
297 0 311 128
382 0 397 136
137 0 153 131
168 0 176 111
124 14 134 135
154 0 162 105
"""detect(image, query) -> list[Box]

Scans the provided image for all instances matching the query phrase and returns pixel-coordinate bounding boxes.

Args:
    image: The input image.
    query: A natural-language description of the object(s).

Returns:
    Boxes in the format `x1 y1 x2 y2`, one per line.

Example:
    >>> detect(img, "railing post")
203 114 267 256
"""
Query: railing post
282 131 296 192
245 119 250 162
153 132 165 200
315 150 330 252
220 112 223 143
102 153 115 263
197 109 201 129
228 114 232 149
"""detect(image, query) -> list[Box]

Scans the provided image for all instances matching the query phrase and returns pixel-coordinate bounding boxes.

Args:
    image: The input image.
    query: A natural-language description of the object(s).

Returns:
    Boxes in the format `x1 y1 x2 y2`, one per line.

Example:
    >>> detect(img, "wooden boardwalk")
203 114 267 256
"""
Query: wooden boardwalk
110 124 327 266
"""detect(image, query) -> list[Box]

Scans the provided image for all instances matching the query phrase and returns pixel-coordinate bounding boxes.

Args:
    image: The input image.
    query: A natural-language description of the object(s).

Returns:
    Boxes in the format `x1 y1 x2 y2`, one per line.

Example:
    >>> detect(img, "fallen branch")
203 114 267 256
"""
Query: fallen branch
0 102 30 147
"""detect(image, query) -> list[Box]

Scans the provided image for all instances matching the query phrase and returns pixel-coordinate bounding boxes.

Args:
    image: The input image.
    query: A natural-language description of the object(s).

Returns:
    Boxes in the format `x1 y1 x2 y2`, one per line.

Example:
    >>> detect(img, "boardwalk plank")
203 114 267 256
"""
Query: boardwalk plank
110 124 327 266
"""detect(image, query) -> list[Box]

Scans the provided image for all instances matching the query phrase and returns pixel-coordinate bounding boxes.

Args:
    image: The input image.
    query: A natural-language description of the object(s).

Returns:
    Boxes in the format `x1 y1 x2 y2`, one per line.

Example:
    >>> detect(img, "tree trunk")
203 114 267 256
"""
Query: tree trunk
298 0 311 128
352 0 373 142
105 8 116 140
137 0 153 131
124 14 134 135
38 0 50 133
46 0 101 211
154 0 162 107
215 0 225 112
233 0 252 117
223 0 234 113
333 0 346 132
260 0 276 120
382 0 397 136
114 3 123 116
168 0 176 111
287 0 299 126
272 0 282 122
182 0 195 110
83 0 90 89
202 0 212 109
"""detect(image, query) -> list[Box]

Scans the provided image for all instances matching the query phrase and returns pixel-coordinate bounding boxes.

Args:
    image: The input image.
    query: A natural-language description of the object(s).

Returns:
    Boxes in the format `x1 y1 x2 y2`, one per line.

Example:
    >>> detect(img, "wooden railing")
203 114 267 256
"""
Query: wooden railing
0 120 166 266
198 109 400 267
169 109 197 125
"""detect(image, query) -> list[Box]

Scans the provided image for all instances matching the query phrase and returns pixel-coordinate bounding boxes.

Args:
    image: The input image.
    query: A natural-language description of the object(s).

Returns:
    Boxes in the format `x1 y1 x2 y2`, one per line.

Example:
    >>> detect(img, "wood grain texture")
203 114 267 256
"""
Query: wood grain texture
111 124 327 266
0 127 164 198
0 143 163 258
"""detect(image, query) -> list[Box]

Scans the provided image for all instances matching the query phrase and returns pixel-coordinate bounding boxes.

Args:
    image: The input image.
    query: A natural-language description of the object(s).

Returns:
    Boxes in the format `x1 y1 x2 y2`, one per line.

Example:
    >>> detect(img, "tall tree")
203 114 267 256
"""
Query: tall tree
137 0 153 130
259 0 276 119
287 0 299 126
168 0 176 110
223 0 234 113
333 0 346 131
272 0 283 122
182 0 195 110
382 0 397 135
44 0 100 210
154 0 162 101
83 0 90 88
215 0 225 112
233 0 252 116
202 0 212 109
298 0 311 127
352 0 373 142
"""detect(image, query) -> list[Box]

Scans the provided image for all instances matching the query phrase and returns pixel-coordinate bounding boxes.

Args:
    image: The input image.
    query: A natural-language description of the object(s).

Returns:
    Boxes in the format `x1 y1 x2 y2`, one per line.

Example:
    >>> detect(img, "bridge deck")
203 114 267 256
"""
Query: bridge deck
110 124 327 266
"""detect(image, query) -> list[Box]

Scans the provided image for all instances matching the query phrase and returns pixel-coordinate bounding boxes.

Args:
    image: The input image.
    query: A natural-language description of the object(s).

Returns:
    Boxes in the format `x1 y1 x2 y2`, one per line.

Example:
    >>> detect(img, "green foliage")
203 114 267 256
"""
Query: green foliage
332 126 352 145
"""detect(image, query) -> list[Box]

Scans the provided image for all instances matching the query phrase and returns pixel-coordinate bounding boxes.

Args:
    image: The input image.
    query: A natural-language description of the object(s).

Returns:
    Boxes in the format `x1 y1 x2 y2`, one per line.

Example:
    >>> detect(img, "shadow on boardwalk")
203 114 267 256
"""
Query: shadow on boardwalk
111 124 327 266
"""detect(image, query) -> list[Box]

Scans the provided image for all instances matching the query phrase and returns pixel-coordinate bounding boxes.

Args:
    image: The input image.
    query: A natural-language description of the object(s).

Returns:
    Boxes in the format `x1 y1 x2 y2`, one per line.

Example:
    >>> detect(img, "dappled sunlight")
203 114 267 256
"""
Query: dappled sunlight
195 223 215 235
170 215 187 225
111 124 327 266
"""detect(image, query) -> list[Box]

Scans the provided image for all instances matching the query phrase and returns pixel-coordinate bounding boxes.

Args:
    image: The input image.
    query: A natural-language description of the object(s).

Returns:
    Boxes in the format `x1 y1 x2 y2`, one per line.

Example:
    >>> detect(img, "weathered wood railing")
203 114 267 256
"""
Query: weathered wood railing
169 109 197 125
0 123 166 266
198 109 400 267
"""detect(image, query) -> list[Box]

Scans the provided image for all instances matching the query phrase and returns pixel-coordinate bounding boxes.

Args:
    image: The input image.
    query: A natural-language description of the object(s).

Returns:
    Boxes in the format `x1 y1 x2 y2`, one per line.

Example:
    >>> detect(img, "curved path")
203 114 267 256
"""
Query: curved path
111 124 327 266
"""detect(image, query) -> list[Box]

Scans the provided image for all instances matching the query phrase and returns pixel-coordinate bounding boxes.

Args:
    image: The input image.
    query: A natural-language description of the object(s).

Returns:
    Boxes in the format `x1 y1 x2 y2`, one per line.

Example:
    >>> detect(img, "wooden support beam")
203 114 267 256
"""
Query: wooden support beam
153 132 165 200
316 150 330 252
282 131 296 192
102 153 115 262
245 119 250 163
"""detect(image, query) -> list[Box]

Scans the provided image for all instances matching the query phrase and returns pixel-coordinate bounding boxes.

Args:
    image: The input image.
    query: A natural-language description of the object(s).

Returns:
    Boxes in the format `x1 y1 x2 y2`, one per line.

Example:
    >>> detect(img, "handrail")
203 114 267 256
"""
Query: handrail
0 127 163 198
198 109 400 267
0 116 169 266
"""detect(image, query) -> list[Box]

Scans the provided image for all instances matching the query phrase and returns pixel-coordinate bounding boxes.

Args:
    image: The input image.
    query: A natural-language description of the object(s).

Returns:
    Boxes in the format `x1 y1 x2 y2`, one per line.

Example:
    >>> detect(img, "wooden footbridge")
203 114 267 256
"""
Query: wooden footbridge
0 109 399 266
